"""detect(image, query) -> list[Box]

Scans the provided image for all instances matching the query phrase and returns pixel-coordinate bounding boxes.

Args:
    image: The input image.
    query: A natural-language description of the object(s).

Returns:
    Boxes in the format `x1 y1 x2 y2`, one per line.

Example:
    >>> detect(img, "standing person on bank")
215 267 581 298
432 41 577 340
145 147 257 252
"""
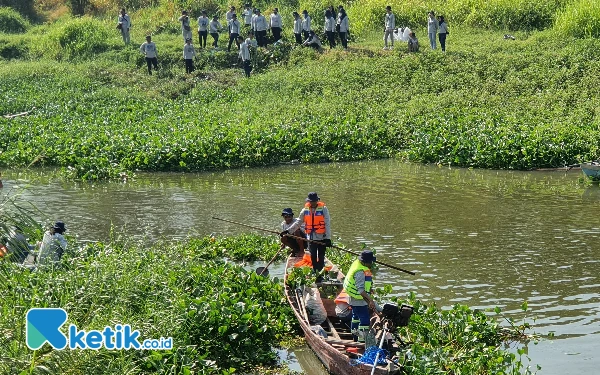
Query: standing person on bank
209 16 222 48
270 8 283 42
242 4 253 29
226 6 235 31
183 38 196 73
179 10 192 42
293 12 303 44
427 10 438 50
117 8 131 45
337 8 349 50
302 10 312 40
343 250 377 343
254 9 268 47
383 5 395 50
438 15 448 52
282 192 331 281
237 35 252 77
140 35 158 75
197 10 209 48
324 9 336 49
228 14 241 52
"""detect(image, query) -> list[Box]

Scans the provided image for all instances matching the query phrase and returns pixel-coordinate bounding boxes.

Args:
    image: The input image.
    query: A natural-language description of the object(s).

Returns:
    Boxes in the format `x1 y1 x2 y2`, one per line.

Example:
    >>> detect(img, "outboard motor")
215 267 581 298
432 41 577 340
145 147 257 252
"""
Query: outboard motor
381 303 414 328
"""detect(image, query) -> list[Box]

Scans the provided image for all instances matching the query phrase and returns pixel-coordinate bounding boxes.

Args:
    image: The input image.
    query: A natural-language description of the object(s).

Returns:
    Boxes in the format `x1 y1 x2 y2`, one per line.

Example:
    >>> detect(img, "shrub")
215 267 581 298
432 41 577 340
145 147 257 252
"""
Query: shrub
0 0 35 19
554 0 600 38
0 6 29 33
0 39 28 59
45 17 112 59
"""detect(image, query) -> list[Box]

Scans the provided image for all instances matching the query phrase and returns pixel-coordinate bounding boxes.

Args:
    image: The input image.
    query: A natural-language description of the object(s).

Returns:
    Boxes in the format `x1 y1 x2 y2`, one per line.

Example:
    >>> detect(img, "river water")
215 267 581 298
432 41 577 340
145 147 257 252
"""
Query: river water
3 160 599 374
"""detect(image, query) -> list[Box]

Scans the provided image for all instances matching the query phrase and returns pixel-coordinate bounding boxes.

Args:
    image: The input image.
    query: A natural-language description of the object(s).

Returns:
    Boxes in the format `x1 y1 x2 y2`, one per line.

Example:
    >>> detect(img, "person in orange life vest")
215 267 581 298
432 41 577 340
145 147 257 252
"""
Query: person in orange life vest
279 208 306 256
334 289 353 326
281 192 331 280
343 250 377 342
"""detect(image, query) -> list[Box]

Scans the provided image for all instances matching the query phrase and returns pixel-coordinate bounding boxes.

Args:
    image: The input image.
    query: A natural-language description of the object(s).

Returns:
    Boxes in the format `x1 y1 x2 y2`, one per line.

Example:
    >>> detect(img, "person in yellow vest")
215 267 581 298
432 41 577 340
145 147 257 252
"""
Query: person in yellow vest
281 192 331 281
343 250 377 342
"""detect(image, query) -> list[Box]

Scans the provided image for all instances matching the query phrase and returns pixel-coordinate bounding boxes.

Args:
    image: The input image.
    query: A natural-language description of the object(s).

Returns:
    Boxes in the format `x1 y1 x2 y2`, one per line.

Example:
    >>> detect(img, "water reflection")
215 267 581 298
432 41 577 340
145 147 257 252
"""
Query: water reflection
2 160 599 374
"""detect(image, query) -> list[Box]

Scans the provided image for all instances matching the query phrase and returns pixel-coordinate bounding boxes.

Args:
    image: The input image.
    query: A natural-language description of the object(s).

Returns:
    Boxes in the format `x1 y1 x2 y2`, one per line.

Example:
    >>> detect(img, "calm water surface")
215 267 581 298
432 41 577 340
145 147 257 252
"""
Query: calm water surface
3 160 599 374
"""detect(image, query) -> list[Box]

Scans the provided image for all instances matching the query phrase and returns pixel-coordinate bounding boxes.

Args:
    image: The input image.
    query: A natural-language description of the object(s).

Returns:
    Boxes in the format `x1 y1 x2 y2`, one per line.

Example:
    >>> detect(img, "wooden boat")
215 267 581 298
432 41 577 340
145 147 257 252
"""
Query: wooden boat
283 254 401 375
581 162 600 181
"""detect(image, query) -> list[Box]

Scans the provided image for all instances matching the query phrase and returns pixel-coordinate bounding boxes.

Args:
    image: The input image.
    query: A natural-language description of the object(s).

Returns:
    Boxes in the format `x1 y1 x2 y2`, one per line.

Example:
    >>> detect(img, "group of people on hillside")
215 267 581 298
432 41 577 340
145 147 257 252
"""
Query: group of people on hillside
120 6 448 77
0 221 68 270
279 192 379 343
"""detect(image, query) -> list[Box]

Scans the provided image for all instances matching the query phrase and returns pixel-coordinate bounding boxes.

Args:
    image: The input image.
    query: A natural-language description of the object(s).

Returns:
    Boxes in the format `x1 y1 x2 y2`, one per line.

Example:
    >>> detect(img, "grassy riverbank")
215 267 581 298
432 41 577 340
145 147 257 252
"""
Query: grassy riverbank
0 3 599 180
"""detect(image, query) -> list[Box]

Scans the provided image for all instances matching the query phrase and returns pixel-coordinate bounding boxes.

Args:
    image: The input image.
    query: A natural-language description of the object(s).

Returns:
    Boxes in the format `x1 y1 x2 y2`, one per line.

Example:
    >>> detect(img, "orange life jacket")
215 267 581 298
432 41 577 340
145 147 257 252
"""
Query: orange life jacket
335 290 350 305
304 201 326 235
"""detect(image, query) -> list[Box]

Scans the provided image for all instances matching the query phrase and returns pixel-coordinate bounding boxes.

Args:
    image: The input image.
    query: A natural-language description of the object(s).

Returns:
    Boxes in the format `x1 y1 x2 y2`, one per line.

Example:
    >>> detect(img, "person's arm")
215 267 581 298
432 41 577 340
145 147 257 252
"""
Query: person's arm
355 271 376 310
140 43 145 54
323 206 331 240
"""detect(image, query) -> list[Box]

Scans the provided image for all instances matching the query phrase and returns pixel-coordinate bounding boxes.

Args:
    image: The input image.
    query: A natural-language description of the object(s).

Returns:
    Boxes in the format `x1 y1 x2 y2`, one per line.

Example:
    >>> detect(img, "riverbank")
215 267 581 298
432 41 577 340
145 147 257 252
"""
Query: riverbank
1 17 599 180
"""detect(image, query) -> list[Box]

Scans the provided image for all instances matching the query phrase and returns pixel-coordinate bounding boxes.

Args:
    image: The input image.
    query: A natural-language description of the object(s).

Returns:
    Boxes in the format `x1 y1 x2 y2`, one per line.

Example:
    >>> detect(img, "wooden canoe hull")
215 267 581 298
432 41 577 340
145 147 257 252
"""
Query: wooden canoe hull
284 255 398 375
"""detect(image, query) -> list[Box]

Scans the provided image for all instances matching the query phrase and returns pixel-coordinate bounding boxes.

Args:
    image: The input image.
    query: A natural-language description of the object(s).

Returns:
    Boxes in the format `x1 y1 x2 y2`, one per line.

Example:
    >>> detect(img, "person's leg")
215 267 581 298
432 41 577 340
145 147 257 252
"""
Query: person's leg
227 33 237 51
152 58 158 72
146 57 152 75
429 32 436 49
295 33 302 44
202 31 208 48
351 305 370 342
384 30 389 48
439 33 446 52
340 32 347 49
244 60 251 77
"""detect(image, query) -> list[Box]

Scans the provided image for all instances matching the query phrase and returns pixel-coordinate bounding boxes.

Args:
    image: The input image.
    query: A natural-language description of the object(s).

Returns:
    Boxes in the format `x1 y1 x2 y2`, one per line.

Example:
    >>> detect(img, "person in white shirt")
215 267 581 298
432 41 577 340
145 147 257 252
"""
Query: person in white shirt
237 35 251 77
438 15 448 52
303 30 322 51
117 8 131 45
254 9 268 47
324 9 336 49
178 10 192 42
242 4 253 28
337 7 349 50
427 10 438 49
197 10 209 48
279 208 306 256
302 10 311 40
384 6 395 50
251 8 258 34
183 38 196 73
140 35 158 75
228 14 241 52
245 31 257 48
36 221 67 267
270 8 282 42
226 6 235 35
293 12 303 44
209 16 222 48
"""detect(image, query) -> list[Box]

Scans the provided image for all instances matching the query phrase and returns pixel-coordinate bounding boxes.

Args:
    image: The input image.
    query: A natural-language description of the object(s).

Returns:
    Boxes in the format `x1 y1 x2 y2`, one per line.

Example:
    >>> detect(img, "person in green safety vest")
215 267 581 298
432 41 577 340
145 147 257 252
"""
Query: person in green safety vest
343 250 377 342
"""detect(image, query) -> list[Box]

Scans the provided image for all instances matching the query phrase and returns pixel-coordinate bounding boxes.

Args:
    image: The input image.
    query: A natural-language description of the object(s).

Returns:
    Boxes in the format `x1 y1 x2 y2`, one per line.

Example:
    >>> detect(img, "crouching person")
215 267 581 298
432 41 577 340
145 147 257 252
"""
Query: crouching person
280 208 306 256
343 250 377 342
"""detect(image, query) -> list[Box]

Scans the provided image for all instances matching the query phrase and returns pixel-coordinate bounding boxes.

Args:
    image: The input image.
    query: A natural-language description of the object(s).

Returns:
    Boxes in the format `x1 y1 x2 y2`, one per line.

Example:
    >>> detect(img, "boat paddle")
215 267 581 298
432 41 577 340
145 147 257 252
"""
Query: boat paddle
256 245 285 276
212 217 416 276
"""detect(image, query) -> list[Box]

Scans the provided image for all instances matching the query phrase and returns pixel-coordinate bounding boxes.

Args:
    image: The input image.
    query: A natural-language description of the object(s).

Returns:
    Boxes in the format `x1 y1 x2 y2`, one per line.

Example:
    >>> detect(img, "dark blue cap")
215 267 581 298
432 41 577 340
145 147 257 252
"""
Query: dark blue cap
359 250 376 263
306 192 320 202
282 208 294 216
53 221 66 232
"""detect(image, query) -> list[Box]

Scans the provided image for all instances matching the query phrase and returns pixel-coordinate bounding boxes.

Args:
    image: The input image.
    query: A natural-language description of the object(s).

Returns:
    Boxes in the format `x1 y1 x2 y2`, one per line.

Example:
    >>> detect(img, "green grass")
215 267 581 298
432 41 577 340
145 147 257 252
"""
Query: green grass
1 25 600 180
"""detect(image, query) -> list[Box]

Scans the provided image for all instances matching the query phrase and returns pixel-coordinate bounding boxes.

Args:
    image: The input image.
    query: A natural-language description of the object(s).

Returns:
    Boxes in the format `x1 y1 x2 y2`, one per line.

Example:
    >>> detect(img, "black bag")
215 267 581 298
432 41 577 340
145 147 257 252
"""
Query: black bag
184 25 191 31
116 23 122 30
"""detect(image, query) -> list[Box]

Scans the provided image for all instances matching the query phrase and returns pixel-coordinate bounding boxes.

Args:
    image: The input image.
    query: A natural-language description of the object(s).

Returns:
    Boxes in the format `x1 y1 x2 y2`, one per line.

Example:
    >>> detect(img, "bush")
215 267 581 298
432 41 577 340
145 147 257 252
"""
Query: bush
45 17 112 59
0 39 28 59
554 0 600 38
0 6 29 33
0 0 35 19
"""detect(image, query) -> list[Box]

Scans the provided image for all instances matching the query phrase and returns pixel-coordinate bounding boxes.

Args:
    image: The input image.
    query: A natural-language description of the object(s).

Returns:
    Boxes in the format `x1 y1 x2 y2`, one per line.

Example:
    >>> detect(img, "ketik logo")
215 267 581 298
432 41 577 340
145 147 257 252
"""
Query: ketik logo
26 308 68 350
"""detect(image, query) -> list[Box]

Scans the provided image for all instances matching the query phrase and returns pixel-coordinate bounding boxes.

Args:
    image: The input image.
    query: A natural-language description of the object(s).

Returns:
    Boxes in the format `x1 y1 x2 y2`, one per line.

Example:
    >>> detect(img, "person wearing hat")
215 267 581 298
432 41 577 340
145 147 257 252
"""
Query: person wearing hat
343 250 377 342
183 37 196 73
36 221 67 267
178 10 192 42
228 14 241 52
282 192 331 280
279 208 306 256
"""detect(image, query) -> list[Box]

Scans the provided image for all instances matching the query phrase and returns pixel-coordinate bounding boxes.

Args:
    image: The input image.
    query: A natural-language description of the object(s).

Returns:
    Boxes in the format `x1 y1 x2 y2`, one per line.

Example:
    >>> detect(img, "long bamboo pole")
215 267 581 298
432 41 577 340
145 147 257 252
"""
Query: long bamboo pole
212 217 416 276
